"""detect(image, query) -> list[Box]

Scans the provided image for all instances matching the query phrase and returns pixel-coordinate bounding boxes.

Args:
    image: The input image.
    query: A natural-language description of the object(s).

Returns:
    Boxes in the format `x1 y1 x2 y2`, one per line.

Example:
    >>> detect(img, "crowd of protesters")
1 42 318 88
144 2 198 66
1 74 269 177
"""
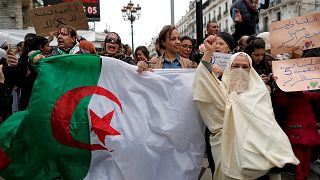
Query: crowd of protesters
0 0 320 179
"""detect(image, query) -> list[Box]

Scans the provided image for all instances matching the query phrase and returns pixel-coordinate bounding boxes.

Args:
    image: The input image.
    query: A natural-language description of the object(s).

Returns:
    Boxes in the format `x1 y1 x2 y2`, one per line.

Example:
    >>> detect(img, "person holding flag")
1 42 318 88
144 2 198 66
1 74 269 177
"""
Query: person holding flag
0 50 205 179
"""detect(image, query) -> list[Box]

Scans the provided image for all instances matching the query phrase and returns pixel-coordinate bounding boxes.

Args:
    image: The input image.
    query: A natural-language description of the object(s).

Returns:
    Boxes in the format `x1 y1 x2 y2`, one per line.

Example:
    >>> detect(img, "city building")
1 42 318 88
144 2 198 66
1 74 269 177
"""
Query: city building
0 0 33 29
259 0 320 32
176 0 320 42
176 0 234 39
148 36 158 58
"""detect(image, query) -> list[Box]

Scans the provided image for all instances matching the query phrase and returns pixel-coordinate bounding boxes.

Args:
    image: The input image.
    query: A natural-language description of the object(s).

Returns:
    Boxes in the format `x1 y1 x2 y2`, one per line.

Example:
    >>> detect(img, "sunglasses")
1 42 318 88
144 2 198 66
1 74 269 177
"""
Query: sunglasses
105 37 121 44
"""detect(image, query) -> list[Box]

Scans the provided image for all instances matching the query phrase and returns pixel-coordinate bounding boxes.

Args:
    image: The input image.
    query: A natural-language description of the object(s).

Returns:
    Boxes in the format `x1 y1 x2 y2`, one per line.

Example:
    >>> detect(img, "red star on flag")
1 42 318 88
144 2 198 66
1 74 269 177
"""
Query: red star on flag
89 109 121 151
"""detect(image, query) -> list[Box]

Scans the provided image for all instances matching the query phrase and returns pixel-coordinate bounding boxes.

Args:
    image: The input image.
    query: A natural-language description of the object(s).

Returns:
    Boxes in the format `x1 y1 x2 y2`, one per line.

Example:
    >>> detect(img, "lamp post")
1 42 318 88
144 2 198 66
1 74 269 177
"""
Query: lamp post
121 1 141 51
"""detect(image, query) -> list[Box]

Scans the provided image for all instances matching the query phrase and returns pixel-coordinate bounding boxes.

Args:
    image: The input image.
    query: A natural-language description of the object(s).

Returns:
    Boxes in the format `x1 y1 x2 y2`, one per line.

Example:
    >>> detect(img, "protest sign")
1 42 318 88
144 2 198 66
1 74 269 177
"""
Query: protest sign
272 57 320 92
270 12 320 56
211 52 231 71
30 1 89 36
43 0 100 21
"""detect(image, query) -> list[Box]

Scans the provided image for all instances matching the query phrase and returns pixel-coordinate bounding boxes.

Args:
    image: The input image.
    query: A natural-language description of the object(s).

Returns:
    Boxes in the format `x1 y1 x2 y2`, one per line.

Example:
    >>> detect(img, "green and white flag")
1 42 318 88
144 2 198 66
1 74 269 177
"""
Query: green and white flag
0 55 205 180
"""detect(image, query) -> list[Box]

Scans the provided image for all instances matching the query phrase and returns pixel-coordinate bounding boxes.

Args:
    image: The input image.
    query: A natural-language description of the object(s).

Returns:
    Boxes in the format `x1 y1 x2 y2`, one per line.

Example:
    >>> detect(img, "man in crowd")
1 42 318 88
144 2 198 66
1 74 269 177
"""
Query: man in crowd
206 20 219 37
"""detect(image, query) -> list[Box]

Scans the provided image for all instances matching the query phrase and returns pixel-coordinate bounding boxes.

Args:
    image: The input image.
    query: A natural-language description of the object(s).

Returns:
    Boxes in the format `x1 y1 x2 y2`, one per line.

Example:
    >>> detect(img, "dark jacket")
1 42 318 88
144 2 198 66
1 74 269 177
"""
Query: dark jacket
0 80 12 122
273 91 320 145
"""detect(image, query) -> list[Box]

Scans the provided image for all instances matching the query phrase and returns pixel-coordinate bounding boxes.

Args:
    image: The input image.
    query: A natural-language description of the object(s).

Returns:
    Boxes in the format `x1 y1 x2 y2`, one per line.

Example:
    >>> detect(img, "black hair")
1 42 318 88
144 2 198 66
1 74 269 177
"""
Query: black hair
206 20 218 29
180 36 193 45
133 46 150 61
24 33 36 41
29 36 49 51
16 41 23 48
244 36 265 56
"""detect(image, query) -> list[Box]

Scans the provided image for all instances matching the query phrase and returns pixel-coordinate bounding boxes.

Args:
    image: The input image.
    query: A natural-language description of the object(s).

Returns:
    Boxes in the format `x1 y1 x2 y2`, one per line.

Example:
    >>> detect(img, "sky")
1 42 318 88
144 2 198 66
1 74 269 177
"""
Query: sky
90 0 190 48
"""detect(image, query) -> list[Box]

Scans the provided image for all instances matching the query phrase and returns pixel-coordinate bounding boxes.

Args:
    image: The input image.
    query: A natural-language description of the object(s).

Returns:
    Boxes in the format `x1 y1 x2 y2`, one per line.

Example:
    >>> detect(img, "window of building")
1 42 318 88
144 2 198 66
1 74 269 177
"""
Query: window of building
276 11 281 21
225 19 228 32
225 2 228 14
263 16 269 32
209 13 211 21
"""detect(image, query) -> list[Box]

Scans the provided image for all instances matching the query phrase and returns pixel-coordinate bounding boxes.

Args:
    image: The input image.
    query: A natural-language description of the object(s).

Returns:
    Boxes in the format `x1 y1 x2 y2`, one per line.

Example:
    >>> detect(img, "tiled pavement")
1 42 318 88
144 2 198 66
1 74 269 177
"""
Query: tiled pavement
198 156 320 180
198 156 213 180
1 158 319 180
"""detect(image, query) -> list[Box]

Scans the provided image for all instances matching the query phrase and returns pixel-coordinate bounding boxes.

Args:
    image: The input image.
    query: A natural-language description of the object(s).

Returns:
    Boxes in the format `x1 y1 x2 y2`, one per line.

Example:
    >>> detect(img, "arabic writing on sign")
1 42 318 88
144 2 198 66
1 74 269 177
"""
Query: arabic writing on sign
211 52 231 71
30 1 88 36
270 12 320 56
34 4 80 17
272 57 320 92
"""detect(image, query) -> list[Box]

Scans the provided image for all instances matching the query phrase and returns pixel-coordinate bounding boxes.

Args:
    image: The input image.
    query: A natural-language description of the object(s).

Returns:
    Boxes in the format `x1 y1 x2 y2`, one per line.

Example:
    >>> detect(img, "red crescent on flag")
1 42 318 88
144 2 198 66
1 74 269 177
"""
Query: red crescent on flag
0 148 10 170
51 86 122 151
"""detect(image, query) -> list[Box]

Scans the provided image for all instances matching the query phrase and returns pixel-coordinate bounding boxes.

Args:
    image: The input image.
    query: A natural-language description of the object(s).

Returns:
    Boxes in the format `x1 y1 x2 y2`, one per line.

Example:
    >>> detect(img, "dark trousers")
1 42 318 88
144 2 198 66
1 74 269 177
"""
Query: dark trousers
205 127 215 176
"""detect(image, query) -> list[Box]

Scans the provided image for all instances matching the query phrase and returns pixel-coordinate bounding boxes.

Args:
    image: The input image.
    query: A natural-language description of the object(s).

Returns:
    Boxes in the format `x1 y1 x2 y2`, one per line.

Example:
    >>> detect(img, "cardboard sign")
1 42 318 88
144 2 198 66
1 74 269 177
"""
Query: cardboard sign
270 12 320 56
30 1 89 36
43 0 100 21
211 52 231 71
272 57 320 92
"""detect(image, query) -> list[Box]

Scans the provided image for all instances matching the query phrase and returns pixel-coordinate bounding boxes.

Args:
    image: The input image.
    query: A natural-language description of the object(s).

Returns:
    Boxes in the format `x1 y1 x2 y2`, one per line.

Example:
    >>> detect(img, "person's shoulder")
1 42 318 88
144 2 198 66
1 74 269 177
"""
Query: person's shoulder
180 56 192 63
122 56 136 65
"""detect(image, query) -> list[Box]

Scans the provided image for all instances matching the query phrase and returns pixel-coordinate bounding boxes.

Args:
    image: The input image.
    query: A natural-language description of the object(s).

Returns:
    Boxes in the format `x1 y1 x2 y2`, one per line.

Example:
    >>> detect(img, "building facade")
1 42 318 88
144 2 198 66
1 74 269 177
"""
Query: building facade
176 0 234 39
0 0 33 29
176 0 320 40
259 0 320 32
148 36 158 58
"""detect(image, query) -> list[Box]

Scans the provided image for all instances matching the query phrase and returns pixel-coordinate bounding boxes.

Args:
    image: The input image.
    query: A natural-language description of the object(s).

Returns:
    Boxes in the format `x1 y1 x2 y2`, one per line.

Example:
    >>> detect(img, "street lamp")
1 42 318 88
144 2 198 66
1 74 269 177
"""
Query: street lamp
121 1 141 51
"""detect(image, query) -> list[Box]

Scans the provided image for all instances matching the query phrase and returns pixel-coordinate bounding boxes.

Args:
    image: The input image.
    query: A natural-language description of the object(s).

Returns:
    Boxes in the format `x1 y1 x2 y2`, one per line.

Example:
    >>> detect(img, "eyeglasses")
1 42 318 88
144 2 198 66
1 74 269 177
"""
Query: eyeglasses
181 44 193 49
231 64 251 70
105 37 121 44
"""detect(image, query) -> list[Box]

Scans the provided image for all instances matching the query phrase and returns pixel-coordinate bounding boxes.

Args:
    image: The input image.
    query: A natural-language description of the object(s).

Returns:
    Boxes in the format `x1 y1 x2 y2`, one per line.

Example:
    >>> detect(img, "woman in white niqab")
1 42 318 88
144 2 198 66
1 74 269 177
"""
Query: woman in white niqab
193 35 299 180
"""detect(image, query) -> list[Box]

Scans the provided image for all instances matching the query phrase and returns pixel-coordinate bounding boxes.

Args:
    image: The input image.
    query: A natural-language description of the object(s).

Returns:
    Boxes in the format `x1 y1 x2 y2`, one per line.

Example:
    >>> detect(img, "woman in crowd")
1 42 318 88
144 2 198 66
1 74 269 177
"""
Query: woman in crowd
179 36 194 60
137 25 195 71
244 36 272 91
272 88 320 180
133 46 150 64
29 36 52 56
101 32 135 65
208 32 237 78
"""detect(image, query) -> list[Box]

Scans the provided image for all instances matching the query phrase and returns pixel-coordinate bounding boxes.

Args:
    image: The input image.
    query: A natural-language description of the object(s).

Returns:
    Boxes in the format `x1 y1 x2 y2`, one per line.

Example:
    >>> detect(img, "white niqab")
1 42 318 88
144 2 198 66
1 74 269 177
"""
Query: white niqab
228 68 250 93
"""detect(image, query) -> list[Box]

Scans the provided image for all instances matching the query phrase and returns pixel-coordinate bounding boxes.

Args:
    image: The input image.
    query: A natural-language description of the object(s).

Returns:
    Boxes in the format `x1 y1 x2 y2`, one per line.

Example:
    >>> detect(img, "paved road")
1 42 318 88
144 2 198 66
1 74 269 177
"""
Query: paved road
198 157 320 180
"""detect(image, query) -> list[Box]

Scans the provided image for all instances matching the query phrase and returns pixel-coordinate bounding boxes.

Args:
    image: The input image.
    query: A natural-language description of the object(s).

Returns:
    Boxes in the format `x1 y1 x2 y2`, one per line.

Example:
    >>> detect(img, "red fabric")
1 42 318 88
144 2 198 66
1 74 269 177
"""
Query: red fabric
89 109 121 152
273 91 320 145
293 145 312 180
0 148 10 170
51 86 123 151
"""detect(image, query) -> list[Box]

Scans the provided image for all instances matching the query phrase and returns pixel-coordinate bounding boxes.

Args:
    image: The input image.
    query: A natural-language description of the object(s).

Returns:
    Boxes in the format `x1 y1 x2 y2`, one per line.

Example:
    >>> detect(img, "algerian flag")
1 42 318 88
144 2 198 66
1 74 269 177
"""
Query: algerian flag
0 55 205 180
